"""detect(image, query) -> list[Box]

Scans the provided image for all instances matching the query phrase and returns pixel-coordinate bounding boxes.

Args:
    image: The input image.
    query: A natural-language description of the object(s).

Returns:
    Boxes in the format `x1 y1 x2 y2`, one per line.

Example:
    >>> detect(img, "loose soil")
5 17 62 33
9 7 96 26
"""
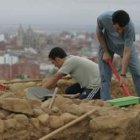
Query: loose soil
0 78 139 140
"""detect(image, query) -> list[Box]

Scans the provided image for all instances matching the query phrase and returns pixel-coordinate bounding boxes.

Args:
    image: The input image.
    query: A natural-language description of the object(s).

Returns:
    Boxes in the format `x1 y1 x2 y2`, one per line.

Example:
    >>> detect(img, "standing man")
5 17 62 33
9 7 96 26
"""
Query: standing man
42 47 101 100
96 10 140 100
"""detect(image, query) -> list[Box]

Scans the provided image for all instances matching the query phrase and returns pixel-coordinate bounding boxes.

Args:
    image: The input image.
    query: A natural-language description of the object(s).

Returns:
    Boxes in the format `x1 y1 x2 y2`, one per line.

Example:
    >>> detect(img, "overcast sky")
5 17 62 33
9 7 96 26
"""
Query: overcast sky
0 0 140 30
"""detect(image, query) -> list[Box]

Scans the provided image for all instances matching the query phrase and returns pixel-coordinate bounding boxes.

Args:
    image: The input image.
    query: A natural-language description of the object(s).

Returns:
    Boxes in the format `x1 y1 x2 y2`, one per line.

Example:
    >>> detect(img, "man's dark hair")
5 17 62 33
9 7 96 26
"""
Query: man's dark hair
112 10 130 27
48 47 67 59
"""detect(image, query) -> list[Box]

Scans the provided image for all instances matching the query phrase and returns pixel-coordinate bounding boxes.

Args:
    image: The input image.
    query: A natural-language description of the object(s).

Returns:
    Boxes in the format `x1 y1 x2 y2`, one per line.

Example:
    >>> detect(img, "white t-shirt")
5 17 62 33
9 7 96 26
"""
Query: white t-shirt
58 55 101 89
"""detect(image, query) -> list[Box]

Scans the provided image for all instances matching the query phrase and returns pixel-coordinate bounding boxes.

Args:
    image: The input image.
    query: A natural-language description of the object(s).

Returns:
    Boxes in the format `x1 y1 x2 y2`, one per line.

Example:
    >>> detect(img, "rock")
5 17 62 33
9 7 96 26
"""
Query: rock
54 95 73 107
41 100 50 112
0 110 11 119
49 115 64 129
10 83 26 91
0 119 5 133
94 99 105 106
24 82 36 87
51 106 61 113
133 104 140 110
0 112 5 119
15 130 30 140
33 108 44 116
37 114 49 125
0 111 8 119
28 98 42 109
41 127 50 135
30 118 40 129
60 113 77 123
89 110 140 140
0 98 33 115
0 92 16 98
5 119 17 129
60 103 87 116
14 114 29 130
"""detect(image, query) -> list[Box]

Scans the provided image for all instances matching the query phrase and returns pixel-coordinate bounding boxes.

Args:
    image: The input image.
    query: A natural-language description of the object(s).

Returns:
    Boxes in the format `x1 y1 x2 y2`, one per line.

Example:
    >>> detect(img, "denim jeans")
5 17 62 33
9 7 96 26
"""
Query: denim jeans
98 47 140 100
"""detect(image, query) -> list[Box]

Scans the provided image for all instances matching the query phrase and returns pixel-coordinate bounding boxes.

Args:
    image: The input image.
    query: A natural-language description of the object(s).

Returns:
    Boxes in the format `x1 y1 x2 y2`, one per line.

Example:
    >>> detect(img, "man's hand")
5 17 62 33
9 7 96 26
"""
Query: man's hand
119 75 126 86
103 52 112 63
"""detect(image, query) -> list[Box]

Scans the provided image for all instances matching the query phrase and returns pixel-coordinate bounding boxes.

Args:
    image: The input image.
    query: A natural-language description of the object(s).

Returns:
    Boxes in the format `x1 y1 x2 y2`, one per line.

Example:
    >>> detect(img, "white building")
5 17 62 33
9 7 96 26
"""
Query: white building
0 53 19 64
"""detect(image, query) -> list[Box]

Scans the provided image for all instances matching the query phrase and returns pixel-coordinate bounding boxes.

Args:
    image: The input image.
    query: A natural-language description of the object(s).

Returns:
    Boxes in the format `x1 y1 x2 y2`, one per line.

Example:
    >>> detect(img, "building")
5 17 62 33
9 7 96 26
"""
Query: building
0 63 40 80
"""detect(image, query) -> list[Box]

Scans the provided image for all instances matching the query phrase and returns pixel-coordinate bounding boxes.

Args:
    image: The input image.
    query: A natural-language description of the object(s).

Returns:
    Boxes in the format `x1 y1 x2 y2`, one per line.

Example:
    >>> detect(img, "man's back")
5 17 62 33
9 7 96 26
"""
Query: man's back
58 55 101 89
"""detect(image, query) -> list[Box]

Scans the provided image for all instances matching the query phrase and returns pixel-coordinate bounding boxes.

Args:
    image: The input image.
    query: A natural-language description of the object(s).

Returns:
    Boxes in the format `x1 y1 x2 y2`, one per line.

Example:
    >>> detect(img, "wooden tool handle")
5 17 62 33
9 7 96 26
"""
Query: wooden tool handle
48 87 58 110
107 59 130 96
39 109 96 140
3 79 42 84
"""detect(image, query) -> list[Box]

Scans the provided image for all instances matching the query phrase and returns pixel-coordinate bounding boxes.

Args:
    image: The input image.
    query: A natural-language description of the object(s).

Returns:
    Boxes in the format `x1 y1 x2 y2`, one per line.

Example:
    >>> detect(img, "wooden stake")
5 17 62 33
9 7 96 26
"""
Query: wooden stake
48 87 58 110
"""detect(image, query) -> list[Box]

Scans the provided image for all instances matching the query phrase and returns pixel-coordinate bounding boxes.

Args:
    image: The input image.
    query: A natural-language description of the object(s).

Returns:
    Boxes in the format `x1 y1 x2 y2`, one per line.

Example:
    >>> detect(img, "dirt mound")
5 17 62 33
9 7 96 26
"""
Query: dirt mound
111 78 136 98
0 78 139 140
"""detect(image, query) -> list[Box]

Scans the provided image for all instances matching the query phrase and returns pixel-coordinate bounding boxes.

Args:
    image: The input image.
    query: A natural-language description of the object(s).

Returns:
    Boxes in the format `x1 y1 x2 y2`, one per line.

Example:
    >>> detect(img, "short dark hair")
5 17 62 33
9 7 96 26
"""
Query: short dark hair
48 47 67 59
112 10 130 27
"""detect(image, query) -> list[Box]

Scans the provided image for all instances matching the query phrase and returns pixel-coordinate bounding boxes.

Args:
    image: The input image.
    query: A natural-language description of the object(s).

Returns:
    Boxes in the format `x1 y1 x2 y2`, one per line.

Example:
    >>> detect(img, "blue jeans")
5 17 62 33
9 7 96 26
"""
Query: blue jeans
98 47 140 100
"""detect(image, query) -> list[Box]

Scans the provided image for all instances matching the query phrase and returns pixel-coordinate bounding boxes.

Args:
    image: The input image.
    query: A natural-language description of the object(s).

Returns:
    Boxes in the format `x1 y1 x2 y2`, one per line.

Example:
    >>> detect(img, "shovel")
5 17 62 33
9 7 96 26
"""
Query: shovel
106 59 140 107
26 86 77 101
107 59 130 96
26 86 53 101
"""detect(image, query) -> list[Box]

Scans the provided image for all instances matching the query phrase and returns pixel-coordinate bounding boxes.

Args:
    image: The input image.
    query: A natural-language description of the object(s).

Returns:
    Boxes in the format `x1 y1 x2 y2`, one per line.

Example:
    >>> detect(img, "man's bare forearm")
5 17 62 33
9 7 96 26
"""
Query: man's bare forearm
42 76 58 88
121 47 131 74
42 72 64 89
96 28 108 53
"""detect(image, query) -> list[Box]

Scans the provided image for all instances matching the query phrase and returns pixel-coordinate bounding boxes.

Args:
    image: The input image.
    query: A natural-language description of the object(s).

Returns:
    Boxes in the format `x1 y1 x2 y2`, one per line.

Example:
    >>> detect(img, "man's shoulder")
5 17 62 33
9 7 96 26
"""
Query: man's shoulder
98 11 114 19
66 55 80 61
65 55 90 64
64 55 76 64
97 11 114 29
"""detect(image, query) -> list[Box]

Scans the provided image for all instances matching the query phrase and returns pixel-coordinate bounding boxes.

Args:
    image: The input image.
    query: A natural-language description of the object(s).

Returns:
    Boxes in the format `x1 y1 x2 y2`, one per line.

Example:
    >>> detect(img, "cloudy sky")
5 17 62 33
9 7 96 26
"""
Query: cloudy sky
0 0 140 31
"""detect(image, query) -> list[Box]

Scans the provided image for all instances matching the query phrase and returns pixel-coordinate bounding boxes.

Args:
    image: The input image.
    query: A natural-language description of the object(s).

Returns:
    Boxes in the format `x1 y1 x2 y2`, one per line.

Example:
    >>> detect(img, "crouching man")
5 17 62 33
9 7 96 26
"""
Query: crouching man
43 47 101 100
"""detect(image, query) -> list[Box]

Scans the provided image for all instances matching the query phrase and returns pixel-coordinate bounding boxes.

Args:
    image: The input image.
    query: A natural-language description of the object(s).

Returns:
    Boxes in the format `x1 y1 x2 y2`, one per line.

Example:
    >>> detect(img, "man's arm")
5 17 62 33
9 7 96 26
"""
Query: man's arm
119 47 131 85
42 72 65 89
96 26 111 62
121 47 131 75
96 26 108 52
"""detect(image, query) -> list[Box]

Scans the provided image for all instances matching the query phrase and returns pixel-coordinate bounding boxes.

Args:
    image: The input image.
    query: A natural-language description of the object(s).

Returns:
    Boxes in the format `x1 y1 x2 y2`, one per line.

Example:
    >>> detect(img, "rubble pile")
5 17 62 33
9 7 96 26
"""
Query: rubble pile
0 79 139 140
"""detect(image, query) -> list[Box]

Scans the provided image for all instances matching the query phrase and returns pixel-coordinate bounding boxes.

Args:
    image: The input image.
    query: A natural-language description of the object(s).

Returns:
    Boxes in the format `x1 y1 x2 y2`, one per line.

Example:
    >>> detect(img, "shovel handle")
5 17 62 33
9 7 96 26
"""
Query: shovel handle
107 59 130 96
0 84 9 91
3 79 42 84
